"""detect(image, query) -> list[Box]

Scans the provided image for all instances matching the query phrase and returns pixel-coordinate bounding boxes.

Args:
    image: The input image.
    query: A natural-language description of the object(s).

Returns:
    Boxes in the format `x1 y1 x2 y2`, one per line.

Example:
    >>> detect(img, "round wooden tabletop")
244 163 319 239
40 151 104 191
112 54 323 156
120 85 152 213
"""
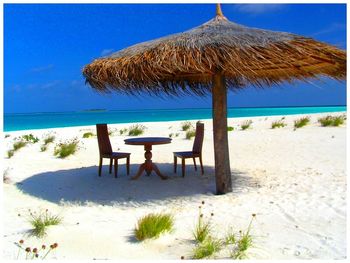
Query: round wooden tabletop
124 137 172 146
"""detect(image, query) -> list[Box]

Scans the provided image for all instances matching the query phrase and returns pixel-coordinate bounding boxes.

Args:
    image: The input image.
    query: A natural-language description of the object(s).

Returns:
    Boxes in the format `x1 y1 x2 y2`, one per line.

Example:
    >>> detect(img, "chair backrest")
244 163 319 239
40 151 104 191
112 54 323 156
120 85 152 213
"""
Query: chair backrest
96 124 112 155
192 122 204 154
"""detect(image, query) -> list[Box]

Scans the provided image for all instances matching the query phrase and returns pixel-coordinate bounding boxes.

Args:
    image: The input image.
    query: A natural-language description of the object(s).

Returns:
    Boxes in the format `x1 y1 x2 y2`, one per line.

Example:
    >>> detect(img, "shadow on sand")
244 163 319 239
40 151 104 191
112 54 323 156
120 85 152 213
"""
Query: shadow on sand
17 163 258 206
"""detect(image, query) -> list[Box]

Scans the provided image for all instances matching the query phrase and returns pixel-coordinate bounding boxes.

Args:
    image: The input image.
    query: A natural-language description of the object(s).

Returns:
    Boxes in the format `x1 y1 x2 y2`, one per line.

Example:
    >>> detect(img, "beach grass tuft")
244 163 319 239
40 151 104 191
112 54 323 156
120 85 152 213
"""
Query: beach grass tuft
7 150 15 158
118 128 128 135
294 116 310 128
82 132 94 138
134 213 174 241
193 203 213 243
181 121 193 131
318 115 345 127
54 138 79 158
192 237 222 259
229 214 256 259
13 141 27 151
128 124 146 136
28 210 62 238
241 120 253 130
271 120 287 129
40 145 47 152
43 135 55 145
186 129 196 140
227 126 234 131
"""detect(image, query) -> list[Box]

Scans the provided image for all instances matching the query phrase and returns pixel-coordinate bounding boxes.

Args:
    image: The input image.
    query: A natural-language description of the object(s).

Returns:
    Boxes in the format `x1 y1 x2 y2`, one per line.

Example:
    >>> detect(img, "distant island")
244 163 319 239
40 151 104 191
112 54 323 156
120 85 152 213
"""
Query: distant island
81 109 107 112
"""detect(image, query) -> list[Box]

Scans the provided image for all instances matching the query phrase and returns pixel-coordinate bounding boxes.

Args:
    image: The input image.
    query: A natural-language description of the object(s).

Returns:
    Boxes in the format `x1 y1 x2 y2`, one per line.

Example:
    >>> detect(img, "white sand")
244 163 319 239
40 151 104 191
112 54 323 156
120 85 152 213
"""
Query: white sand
2 112 347 260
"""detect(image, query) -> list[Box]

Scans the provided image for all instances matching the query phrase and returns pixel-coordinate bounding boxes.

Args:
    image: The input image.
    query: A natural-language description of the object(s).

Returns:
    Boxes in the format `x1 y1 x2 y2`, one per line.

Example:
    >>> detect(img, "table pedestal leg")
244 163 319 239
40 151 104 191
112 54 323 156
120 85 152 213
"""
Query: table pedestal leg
131 144 168 180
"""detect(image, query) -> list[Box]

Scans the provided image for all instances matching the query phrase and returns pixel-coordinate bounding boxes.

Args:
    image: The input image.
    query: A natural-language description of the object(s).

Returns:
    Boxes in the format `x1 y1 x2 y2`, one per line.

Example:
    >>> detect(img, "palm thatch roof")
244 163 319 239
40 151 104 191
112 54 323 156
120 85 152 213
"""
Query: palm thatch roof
83 6 346 96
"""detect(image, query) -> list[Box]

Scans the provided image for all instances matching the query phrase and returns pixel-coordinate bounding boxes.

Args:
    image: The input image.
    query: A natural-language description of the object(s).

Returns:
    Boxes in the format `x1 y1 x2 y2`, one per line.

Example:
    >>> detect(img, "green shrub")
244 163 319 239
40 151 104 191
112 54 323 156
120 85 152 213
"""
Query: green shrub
82 132 94 138
227 126 234 131
128 124 146 136
134 213 174 241
54 138 79 158
5 134 10 138
22 134 39 143
192 237 222 259
294 116 310 128
28 209 62 238
181 121 193 131
186 129 196 140
241 120 253 130
318 115 345 127
271 120 286 129
7 150 14 158
13 141 27 151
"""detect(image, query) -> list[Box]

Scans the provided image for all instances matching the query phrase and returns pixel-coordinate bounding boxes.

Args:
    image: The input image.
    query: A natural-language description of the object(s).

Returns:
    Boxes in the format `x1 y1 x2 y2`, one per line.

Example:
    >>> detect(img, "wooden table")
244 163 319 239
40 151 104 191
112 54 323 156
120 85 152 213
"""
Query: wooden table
124 137 172 180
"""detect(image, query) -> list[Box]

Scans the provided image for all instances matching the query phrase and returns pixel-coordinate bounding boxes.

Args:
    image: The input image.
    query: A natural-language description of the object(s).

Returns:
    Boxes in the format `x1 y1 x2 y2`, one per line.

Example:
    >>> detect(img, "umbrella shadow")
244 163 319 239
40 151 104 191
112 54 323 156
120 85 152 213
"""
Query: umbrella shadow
17 163 259 206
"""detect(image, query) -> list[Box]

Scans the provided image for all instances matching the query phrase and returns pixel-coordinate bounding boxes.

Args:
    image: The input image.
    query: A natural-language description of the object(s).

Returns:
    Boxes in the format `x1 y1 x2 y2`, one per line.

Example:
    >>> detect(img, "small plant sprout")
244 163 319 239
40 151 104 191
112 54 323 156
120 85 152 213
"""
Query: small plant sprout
318 115 346 127
14 240 58 260
227 126 234 131
54 138 79 158
241 120 253 130
40 145 47 152
28 209 62 238
134 213 174 241
294 116 310 128
82 132 94 138
181 121 193 131
128 124 147 136
271 119 287 129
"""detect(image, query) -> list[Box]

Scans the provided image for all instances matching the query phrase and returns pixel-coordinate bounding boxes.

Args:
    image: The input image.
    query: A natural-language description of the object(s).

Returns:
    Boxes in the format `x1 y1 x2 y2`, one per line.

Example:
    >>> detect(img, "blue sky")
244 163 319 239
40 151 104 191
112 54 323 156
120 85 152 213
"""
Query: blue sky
4 3 346 113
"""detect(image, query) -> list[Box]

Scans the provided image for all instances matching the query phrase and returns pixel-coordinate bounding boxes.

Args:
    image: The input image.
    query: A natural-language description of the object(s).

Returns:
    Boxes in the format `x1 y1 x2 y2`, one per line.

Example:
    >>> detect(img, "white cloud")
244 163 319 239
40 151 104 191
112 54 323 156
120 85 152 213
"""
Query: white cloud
101 49 114 56
235 4 285 14
312 23 346 37
30 64 54 73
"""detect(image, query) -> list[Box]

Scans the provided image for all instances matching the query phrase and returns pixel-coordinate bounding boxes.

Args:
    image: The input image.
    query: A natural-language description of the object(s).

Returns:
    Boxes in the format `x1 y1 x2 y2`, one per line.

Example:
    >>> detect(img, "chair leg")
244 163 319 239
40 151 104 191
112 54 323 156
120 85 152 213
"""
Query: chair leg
174 156 177 173
193 157 197 171
114 159 118 178
109 159 113 174
182 158 185 178
199 155 204 175
126 156 130 175
98 157 103 177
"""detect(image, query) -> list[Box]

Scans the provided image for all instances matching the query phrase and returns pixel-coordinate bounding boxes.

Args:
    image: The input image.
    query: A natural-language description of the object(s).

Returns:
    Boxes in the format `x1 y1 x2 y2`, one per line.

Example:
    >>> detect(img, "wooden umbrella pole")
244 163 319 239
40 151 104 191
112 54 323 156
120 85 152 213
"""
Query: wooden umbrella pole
212 73 232 194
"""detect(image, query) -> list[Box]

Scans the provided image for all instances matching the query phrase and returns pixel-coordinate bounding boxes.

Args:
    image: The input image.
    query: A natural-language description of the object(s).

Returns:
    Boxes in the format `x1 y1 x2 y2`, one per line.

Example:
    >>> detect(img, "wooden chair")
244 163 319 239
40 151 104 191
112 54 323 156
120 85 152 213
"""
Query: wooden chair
173 122 204 177
96 124 130 178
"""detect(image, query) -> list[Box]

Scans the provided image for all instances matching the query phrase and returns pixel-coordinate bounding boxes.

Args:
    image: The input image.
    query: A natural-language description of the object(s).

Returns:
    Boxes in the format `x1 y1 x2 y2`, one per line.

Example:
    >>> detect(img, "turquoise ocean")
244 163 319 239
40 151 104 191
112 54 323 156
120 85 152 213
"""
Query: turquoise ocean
4 106 346 132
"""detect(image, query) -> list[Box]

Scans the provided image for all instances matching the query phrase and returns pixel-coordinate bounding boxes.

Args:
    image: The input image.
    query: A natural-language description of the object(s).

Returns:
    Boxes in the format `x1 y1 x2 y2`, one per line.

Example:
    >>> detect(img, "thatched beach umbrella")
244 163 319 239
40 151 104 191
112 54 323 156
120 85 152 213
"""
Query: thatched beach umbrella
83 4 346 194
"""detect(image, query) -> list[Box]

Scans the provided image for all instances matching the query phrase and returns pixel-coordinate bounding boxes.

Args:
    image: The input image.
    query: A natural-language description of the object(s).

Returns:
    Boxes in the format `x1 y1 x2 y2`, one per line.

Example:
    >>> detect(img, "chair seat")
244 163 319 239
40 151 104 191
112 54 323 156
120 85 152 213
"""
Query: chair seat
102 152 130 159
173 151 200 158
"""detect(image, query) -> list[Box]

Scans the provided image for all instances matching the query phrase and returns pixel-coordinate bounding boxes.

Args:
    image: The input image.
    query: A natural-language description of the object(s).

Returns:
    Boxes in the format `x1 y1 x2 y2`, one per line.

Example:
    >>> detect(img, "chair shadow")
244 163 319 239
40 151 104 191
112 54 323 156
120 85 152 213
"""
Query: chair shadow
17 163 259 207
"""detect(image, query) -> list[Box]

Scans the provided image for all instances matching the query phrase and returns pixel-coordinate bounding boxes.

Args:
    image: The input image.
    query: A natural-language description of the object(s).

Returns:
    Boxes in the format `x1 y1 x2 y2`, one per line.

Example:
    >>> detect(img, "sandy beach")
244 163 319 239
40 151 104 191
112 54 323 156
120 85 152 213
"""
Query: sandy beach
2 112 347 260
